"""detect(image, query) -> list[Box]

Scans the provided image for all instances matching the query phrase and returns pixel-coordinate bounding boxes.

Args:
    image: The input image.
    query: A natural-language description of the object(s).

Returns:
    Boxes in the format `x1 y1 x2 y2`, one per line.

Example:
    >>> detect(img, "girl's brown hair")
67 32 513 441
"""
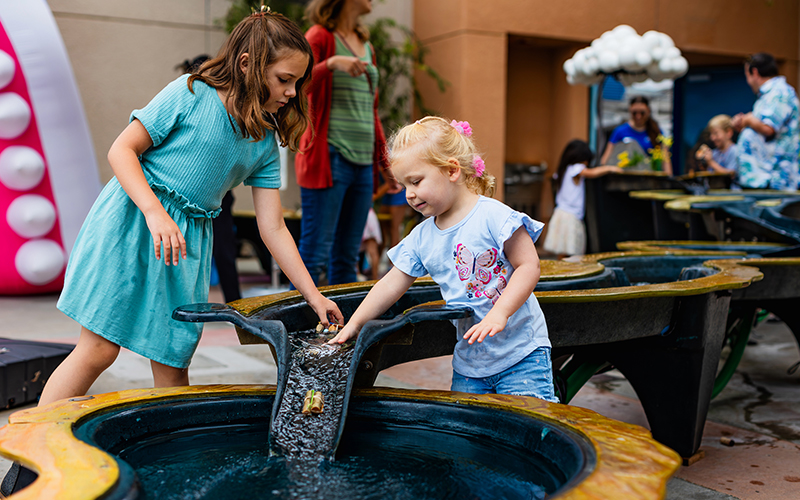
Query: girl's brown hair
188 11 313 150
389 116 497 197
305 0 369 41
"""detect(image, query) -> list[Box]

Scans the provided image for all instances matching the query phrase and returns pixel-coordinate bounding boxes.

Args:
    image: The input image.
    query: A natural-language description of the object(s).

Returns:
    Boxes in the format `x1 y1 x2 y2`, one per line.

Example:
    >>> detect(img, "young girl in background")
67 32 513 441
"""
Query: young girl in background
330 117 557 402
544 140 622 258
696 114 739 179
41 11 343 406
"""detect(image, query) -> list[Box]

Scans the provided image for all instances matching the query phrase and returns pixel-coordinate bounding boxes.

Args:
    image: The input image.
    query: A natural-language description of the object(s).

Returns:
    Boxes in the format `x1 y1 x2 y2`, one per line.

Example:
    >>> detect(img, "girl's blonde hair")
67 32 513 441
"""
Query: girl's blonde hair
188 11 313 150
389 116 496 197
305 0 369 42
708 114 733 132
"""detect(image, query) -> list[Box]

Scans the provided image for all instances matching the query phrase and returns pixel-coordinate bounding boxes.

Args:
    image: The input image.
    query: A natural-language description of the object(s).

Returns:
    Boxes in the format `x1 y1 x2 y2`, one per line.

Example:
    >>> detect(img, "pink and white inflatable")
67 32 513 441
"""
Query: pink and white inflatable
0 1 100 295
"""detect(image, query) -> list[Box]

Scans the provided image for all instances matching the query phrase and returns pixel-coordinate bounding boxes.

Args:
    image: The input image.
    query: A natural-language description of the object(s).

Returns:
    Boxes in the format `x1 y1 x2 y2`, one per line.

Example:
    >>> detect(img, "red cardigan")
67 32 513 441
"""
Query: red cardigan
295 24 390 190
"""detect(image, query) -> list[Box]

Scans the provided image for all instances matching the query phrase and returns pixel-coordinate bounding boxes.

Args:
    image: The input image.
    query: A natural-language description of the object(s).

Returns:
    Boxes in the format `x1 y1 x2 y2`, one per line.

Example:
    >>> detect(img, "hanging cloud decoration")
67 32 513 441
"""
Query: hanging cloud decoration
563 25 689 86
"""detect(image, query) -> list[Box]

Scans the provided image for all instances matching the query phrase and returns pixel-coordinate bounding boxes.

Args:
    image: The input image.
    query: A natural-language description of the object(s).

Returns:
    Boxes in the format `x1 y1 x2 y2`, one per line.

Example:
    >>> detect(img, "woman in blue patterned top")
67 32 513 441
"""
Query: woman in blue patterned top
330 117 557 402
40 11 343 407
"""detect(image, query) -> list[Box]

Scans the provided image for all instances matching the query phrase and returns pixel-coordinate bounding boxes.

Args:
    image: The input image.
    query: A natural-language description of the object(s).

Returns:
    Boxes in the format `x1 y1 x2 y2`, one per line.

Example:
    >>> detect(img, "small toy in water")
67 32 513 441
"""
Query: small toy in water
302 389 324 414
316 322 343 335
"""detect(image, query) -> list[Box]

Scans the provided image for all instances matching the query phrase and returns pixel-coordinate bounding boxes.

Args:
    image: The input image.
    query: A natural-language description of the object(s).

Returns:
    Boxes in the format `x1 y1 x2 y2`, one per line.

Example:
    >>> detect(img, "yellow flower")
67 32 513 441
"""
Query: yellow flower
657 135 673 148
617 151 631 168
649 147 664 161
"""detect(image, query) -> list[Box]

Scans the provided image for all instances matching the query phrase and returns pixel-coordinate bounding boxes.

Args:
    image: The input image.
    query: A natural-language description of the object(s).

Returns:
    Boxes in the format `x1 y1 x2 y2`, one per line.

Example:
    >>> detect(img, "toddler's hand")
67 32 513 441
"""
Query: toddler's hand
463 313 507 345
328 324 358 345
144 209 186 266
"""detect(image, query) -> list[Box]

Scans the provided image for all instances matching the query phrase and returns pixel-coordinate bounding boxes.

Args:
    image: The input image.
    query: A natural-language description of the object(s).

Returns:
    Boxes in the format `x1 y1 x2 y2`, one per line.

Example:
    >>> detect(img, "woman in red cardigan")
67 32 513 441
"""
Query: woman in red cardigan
294 0 391 285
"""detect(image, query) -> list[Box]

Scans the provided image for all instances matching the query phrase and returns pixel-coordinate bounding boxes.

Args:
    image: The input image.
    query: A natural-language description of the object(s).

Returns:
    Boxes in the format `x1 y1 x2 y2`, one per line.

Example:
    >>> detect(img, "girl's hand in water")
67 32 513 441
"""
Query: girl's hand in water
144 208 186 266
463 311 508 345
309 294 344 329
328 323 358 345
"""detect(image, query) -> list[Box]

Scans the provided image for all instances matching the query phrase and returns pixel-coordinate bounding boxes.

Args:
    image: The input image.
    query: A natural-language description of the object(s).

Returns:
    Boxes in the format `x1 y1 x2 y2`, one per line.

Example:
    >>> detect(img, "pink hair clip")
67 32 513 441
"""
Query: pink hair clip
450 120 472 137
473 155 485 178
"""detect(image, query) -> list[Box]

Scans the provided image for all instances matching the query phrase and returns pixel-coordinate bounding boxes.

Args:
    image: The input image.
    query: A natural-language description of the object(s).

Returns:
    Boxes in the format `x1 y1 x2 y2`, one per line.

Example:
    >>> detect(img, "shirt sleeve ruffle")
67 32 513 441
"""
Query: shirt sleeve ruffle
386 235 428 278
499 209 545 246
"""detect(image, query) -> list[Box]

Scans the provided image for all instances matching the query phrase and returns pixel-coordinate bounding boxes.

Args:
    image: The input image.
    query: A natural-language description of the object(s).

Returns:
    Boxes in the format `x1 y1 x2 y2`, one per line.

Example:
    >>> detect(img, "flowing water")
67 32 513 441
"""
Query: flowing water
270 328 355 460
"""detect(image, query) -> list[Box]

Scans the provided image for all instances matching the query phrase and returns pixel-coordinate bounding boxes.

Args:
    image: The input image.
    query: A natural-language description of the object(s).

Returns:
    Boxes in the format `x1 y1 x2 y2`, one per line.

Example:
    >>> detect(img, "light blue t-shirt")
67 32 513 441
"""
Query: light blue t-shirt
712 144 739 173
387 197 550 378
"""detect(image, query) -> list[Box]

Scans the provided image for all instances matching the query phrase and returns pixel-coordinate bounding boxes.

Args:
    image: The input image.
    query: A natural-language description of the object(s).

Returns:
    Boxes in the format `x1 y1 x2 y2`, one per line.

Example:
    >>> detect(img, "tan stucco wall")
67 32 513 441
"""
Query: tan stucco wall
414 0 800 216
48 0 411 213
50 0 232 183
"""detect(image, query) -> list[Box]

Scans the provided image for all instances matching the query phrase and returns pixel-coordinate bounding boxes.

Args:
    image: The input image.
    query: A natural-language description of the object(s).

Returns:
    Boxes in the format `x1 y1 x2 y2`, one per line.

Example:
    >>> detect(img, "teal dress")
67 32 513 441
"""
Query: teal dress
57 75 281 368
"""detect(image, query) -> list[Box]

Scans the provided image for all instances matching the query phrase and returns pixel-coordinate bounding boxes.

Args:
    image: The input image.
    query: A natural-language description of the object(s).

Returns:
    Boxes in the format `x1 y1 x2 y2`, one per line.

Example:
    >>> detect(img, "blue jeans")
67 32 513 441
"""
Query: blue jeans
298 147 374 285
451 347 558 402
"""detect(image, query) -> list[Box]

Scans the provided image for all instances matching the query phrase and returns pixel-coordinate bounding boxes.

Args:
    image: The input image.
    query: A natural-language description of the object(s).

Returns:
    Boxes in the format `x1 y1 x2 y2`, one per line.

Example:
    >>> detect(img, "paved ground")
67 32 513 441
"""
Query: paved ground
1 263 799 499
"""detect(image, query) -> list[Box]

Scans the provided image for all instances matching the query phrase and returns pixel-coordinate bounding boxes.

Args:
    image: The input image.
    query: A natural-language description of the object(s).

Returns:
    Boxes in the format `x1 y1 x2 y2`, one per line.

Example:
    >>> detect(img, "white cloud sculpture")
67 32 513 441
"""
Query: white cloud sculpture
563 25 689 86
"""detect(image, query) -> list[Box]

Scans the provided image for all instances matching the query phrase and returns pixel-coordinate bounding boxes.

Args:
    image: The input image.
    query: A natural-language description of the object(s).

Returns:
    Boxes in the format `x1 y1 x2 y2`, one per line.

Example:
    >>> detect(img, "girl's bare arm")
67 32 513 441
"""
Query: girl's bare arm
252 187 343 326
463 227 540 345
578 165 624 180
328 266 417 344
108 119 186 266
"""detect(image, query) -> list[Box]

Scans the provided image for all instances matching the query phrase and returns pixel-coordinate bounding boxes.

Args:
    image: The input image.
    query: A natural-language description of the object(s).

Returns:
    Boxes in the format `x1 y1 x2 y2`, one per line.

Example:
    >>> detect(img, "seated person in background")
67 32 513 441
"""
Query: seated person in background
696 114 739 178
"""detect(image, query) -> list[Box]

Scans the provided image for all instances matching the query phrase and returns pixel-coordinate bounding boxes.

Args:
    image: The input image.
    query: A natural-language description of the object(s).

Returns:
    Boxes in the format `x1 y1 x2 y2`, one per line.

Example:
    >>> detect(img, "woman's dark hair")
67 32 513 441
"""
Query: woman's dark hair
176 55 210 74
555 139 594 192
746 52 779 78
188 11 314 150
629 95 662 148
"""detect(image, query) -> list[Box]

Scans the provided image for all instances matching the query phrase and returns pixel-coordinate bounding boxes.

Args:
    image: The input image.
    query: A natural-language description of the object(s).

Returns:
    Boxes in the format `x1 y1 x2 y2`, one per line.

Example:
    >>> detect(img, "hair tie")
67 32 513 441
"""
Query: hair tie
472 155 485 178
450 120 472 137
251 4 271 15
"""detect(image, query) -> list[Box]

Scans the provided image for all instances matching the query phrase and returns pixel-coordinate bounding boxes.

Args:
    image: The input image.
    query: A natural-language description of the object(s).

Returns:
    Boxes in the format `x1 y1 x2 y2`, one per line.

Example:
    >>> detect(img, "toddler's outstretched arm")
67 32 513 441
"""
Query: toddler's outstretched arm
328 267 417 344
108 119 187 266
463 227 540 345
252 188 343 326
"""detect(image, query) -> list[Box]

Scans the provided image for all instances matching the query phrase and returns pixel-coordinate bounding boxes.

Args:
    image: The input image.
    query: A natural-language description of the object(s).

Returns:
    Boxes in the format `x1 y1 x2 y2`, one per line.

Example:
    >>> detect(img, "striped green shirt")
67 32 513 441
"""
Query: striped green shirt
327 36 378 165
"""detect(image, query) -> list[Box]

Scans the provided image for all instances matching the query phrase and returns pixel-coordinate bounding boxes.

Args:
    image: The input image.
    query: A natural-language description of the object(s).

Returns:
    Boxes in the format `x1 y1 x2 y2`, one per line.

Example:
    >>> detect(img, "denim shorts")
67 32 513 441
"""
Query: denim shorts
451 347 558 402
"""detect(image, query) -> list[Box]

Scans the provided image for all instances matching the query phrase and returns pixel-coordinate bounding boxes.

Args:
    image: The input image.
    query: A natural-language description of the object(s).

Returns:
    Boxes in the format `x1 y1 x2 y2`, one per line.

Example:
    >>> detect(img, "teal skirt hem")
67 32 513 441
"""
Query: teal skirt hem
57 178 214 369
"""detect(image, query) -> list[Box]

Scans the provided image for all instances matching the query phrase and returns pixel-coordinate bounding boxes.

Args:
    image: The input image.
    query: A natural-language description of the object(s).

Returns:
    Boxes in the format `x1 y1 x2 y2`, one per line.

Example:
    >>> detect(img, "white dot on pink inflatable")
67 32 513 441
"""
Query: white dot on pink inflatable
0 146 45 190
15 239 65 285
0 51 14 89
0 92 31 139
7 194 56 238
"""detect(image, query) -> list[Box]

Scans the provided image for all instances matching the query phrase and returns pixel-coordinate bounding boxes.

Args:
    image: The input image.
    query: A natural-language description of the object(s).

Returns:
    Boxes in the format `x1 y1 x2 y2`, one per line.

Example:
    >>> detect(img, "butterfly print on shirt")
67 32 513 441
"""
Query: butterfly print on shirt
453 244 507 302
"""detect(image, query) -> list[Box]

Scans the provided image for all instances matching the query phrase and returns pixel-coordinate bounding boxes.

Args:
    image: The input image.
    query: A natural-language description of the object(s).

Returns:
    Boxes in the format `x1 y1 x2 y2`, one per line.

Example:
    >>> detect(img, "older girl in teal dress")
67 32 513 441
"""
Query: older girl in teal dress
41 11 343 406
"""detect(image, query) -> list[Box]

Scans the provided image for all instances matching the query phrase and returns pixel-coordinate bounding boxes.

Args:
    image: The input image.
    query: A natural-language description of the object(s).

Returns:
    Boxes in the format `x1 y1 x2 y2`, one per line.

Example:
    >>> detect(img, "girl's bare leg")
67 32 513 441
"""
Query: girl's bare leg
150 360 189 388
38 326 121 406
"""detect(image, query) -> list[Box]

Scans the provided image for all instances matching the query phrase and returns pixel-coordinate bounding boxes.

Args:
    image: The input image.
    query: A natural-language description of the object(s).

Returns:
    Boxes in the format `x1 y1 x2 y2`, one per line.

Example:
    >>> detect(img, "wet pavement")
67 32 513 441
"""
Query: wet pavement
1 273 799 499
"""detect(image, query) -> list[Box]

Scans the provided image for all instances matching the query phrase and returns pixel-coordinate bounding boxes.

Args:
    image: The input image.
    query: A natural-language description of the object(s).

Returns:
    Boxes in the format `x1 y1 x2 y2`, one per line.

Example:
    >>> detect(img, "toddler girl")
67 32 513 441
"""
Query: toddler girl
40 10 343 406
544 140 622 258
330 117 557 401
